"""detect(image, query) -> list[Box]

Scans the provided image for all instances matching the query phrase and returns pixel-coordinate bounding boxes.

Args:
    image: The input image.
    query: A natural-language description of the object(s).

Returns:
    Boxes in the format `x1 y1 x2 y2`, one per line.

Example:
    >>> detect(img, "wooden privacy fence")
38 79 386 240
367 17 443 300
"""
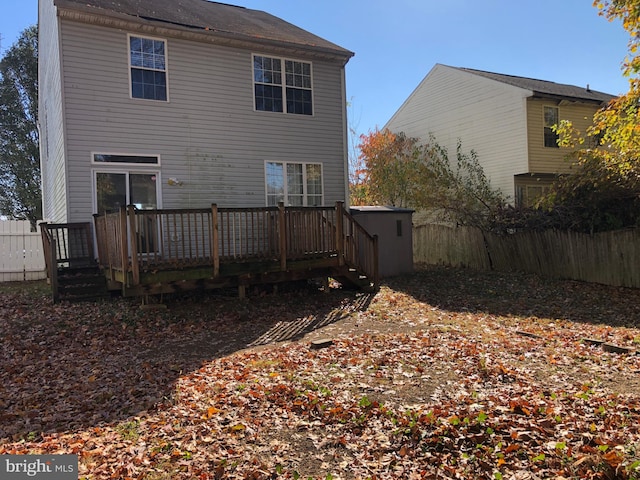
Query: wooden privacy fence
413 224 640 288
0 220 46 282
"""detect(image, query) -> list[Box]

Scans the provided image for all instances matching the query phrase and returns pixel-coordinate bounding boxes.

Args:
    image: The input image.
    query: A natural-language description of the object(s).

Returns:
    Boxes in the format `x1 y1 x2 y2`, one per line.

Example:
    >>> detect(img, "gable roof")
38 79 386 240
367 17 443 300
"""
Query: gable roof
452 65 615 104
53 0 354 63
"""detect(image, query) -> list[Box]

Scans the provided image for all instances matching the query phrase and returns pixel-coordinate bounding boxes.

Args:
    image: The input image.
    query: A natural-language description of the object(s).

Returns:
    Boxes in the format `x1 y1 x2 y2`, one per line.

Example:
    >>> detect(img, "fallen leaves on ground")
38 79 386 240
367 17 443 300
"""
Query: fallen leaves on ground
1 267 639 479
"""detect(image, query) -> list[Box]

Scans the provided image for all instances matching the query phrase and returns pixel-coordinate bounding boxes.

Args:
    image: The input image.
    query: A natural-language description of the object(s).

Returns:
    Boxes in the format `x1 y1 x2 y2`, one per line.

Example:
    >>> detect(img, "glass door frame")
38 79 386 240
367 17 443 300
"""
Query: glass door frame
92 169 163 257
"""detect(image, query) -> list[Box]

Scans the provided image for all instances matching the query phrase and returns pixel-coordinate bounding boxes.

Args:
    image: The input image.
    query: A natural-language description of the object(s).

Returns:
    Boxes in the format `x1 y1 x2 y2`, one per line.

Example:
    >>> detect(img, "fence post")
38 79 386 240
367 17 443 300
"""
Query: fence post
278 202 287 271
211 204 219 277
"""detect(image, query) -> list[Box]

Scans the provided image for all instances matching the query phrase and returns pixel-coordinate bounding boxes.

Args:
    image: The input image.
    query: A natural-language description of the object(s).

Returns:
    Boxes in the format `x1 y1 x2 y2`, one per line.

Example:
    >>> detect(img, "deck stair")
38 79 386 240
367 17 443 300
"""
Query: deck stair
332 265 375 290
56 263 109 302
40 222 110 303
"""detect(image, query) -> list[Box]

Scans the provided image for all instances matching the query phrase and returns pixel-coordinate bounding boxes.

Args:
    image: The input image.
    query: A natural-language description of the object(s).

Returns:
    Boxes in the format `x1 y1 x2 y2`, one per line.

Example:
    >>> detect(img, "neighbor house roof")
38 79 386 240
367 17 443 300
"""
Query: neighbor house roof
452 65 615 104
53 0 354 63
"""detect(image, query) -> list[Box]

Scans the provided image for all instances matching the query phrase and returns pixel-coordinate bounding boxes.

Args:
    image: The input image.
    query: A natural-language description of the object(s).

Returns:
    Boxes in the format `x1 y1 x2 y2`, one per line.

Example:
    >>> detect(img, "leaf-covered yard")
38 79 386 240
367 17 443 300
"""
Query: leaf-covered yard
1 267 639 479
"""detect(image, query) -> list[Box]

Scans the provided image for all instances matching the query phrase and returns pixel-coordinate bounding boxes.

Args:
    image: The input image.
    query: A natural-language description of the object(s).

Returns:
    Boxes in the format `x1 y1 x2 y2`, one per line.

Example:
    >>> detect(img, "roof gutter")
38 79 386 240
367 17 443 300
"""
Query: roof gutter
530 92 613 106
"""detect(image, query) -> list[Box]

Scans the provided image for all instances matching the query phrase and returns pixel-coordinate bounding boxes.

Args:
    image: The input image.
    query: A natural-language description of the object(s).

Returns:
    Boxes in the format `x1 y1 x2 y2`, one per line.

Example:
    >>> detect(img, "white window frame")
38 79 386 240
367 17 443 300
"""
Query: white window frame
91 153 162 214
92 170 163 214
252 53 314 115
128 33 169 102
264 161 324 206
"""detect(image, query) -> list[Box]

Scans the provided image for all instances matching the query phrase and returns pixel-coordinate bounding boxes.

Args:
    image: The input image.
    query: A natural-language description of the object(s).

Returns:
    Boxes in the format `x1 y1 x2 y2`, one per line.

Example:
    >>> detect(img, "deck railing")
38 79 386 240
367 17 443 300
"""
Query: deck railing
343 209 379 284
93 202 378 288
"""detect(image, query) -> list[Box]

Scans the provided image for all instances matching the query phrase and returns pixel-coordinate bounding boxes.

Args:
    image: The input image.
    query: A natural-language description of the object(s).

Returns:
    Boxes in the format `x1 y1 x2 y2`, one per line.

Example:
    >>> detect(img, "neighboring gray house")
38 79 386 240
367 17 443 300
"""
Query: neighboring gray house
385 64 615 207
38 0 354 223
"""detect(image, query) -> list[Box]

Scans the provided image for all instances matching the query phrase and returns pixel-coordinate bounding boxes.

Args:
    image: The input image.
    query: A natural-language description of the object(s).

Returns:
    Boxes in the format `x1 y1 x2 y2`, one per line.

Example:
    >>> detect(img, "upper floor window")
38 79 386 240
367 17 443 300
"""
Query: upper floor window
543 106 559 148
265 161 323 206
253 55 313 115
129 35 167 101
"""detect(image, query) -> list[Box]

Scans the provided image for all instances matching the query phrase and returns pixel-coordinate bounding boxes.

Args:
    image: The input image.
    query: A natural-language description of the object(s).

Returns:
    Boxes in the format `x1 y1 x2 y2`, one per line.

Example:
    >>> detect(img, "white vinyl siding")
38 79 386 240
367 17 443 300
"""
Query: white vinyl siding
54 21 347 222
39 0 69 222
385 64 531 201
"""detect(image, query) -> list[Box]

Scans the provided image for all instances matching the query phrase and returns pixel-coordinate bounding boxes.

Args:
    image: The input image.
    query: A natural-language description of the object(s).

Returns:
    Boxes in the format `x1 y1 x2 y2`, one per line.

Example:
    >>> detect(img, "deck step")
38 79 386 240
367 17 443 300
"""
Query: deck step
55 265 109 302
331 265 374 291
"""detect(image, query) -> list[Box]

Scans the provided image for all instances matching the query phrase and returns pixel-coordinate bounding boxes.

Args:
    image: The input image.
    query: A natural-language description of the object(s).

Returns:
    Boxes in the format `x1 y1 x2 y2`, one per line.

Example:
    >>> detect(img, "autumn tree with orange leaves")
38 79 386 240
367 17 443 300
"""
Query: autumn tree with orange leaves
355 128 506 228
353 128 427 208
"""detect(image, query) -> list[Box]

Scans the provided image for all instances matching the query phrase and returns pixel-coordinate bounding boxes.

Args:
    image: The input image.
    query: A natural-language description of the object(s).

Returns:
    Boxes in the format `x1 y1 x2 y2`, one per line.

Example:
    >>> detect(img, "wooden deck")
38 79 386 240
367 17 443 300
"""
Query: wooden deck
41 203 378 301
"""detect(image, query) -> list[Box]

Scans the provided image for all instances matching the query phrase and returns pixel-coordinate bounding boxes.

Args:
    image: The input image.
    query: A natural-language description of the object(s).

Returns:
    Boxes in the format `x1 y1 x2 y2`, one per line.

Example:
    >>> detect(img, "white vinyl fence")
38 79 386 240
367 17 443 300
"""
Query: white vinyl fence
0 220 47 282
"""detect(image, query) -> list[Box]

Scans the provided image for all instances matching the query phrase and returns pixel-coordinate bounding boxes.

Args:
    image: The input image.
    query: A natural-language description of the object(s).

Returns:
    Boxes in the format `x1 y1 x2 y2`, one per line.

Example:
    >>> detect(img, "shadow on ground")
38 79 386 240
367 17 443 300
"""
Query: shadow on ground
387 266 640 328
2 267 638 443
0 282 373 441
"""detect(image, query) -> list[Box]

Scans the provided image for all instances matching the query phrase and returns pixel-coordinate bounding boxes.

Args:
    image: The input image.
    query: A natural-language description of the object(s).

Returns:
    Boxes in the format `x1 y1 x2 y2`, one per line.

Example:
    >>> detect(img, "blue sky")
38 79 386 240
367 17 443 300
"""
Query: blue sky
1 0 631 138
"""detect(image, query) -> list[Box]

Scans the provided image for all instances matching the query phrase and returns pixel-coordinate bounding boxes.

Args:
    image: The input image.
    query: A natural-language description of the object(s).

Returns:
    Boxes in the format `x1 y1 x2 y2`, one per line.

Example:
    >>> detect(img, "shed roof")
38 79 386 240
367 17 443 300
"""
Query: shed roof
350 206 415 214
53 0 354 61
452 65 615 104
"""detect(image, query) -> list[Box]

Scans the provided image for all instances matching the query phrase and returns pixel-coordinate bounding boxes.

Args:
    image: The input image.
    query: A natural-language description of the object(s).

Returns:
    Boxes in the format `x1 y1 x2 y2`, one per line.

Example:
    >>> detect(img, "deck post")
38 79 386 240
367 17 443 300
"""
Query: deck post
373 234 380 289
118 207 128 285
211 204 220 277
50 235 59 303
335 201 345 266
127 205 140 285
39 223 51 282
278 202 287 271
84 222 95 260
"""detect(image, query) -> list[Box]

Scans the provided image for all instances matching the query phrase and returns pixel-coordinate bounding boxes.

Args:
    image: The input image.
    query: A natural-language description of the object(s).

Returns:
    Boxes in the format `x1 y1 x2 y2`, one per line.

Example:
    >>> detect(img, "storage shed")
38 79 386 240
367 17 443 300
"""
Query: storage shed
349 206 414 277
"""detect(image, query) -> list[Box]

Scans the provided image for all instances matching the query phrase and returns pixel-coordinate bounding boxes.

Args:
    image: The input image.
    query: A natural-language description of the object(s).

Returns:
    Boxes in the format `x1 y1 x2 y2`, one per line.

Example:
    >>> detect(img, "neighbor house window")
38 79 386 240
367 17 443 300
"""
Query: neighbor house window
253 55 313 115
129 35 167 101
265 162 323 206
543 106 559 148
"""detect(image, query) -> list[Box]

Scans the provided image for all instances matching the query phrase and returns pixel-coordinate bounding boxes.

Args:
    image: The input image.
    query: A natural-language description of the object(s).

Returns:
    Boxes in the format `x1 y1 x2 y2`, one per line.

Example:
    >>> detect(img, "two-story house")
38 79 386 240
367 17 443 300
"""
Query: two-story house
37 0 382 300
385 64 615 207
38 0 354 223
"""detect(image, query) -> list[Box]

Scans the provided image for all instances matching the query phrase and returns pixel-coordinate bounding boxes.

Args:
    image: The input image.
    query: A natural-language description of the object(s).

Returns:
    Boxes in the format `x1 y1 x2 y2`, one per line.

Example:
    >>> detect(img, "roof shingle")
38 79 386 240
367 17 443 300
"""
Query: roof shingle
453 65 615 104
54 0 353 60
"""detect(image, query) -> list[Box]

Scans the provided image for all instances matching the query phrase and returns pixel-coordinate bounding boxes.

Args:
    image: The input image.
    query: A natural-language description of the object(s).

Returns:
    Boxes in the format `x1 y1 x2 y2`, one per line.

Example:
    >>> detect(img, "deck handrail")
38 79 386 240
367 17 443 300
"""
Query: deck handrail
39 222 95 302
39 222 94 267
338 203 379 288
93 203 378 288
39 223 58 302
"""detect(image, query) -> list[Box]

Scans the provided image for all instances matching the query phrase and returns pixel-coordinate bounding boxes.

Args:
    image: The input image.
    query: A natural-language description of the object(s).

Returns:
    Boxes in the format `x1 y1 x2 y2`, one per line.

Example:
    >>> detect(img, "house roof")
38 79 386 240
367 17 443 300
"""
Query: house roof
452 65 615 104
53 0 354 63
